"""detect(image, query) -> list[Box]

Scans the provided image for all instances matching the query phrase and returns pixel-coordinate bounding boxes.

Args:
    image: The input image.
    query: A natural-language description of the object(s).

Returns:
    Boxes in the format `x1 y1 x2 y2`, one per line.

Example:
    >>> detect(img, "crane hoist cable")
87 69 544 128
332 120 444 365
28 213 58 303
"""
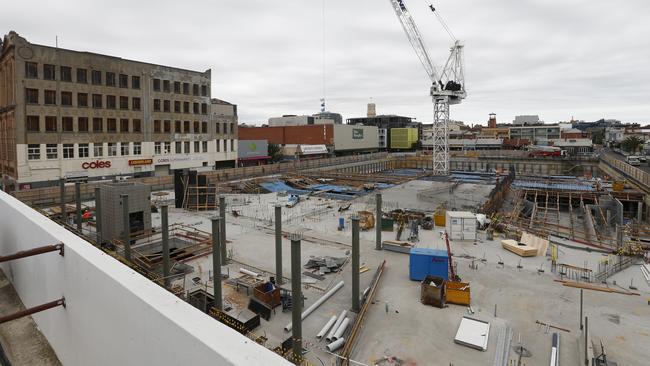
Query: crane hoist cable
420 0 457 42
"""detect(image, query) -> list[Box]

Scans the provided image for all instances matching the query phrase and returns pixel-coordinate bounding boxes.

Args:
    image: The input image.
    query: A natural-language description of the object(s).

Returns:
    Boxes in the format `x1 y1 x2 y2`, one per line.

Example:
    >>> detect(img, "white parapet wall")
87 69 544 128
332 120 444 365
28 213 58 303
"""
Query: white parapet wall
0 191 290 366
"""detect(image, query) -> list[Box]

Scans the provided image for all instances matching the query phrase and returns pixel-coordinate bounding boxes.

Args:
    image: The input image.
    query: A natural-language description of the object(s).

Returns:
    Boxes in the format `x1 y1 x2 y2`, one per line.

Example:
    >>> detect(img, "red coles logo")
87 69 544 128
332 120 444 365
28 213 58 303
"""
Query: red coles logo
81 161 112 169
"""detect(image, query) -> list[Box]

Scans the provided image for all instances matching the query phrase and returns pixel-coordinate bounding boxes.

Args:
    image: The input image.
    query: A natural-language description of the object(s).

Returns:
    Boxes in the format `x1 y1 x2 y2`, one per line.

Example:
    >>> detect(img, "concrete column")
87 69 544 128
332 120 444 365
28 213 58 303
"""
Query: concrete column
637 201 643 222
290 235 302 364
121 194 132 262
376 193 382 250
75 182 82 232
59 178 66 221
352 216 360 312
161 205 171 288
94 187 102 246
219 195 227 265
211 216 223 310
275 204 283 285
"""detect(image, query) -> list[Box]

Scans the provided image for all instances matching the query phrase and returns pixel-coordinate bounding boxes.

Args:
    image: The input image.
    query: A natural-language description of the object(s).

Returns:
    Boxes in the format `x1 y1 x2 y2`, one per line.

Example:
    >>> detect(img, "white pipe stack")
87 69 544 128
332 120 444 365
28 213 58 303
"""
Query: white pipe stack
239 268 259 277
332 317 350 341
316 315 338 340
284 280 345 332
326 337 345 352
326 310 348 342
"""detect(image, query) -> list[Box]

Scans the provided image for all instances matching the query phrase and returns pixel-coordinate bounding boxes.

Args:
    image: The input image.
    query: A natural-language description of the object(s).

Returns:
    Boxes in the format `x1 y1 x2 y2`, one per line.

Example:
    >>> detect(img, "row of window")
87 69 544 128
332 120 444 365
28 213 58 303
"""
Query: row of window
27 142 143 160
25 62 141 89
24 62 210 97
26 116 141 133
152 99 208 115
25 88 141 110
26 139 234 160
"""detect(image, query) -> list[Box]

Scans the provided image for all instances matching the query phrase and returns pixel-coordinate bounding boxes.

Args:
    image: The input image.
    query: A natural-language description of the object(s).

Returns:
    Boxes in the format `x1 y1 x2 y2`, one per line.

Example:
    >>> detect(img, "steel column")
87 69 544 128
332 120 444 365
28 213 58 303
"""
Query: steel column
275 204 283 285
219 195 227 265
161 205 171 288
94 187 102 246
75 182 82 232
59 178 66 221
352 215 360 312
376 193 382 250
290 235 302 364
121 194 131 262
211 217 223 310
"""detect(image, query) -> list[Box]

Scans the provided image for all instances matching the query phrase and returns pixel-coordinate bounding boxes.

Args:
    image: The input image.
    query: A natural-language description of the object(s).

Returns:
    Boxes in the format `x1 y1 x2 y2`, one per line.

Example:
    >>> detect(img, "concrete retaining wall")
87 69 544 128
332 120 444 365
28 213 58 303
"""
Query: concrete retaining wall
0 190 290 366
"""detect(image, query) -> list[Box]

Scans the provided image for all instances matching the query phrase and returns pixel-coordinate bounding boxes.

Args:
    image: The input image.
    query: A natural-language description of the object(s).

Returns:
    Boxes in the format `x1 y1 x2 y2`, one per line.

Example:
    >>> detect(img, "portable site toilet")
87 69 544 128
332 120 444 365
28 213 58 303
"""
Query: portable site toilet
445 211 476 241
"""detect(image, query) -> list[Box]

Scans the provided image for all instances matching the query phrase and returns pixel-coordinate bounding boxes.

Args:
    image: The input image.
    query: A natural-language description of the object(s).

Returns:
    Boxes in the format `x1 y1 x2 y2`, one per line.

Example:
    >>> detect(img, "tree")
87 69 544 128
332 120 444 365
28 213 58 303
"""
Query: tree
621 136 645 153
268 143 283 163
591 129 605 145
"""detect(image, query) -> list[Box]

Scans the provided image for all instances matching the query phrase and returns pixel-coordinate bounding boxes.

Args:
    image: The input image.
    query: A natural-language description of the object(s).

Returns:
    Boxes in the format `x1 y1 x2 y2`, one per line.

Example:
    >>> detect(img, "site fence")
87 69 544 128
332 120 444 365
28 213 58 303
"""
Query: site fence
600 154 650 191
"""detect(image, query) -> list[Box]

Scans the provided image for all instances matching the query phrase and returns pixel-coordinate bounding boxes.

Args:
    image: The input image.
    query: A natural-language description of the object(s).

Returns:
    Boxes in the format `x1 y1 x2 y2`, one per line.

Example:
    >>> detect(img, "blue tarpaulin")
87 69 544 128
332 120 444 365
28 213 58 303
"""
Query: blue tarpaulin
513 181 594 192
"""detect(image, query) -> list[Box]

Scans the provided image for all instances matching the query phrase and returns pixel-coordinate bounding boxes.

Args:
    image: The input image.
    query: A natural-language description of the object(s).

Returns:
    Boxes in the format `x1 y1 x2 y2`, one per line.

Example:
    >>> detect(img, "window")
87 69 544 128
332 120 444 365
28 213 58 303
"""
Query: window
133 119 141 133
107 118 117 132
201 103 208 115
216 139 220 152
60 66 72 82
182 83 189 95
78 117 89 132
121 142 129 156
193 84 199 96
93 118 103 132
58 91 72 106
120 119 129 133
63 144 74 159
173 81 181 93
154 142 162 155
45 116 57 132
26 116 39 132
193 103 199 114
91 70 102 85
194 141 199 153
163 100 170 112
184 141 190 153
174 101 180 113
183 101 190 113
154 120 161 133
78 143 89 158
153 99 161 111
77 68 87 83
132 97 141 111
175 120 181 133
153 79 161 91
77 93 88 107
46 144 58 159
119 74 128 88
201 121 208 134
175 141 181 153
193 121 200 133
106 95 116 109
201 85 208 96
26 88 39 104
119 96 128 110
108 143 117 156
163 80 170 92
184 121 190 133
106 72 116 87
231 139 234 151
164 120 171 133
133 142 141 155
216 122 221 134
25 62 38 78
28 144 40 160
132 76 140 89
164 142 171 154
92 94 102 108
202 141 208 152
44 90 56 105
44 64 56 80
62 117 73 132
230 123 235 134
93 143 103 157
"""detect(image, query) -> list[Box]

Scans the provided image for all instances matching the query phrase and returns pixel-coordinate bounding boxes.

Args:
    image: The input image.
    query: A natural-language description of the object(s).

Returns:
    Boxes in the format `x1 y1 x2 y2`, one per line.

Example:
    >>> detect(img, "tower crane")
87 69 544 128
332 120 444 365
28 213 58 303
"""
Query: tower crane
387 0 466 175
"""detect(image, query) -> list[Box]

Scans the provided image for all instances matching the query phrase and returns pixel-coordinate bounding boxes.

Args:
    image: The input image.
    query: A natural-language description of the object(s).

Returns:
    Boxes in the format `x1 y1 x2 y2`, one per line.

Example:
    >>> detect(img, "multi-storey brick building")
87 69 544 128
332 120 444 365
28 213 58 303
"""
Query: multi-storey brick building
0 31 237 191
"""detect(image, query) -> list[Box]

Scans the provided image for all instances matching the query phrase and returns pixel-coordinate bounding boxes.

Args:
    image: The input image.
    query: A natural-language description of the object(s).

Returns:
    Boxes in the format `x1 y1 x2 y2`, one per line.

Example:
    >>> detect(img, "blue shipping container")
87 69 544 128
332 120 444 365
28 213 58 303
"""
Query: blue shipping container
409 248 449 281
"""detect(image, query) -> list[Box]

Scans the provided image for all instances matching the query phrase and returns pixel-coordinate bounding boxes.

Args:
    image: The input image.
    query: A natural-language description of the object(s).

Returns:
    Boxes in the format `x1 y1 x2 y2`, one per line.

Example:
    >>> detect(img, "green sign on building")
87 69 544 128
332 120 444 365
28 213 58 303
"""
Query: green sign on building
352 128 364 139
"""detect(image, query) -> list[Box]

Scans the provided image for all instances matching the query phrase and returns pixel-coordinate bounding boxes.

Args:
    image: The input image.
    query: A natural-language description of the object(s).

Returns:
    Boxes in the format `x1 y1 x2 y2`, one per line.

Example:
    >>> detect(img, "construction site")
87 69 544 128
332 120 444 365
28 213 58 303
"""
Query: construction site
28 151 648 366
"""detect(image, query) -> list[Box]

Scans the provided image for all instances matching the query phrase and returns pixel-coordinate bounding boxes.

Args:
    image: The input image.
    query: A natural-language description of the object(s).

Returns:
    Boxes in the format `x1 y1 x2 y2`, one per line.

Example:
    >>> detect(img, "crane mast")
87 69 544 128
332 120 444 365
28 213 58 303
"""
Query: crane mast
388 0 466 175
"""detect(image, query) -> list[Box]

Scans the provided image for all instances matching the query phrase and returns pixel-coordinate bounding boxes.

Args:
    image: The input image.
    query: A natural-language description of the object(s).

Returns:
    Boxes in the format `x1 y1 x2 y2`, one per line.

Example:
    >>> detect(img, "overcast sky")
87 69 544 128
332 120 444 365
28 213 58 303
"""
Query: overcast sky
6 0 650 125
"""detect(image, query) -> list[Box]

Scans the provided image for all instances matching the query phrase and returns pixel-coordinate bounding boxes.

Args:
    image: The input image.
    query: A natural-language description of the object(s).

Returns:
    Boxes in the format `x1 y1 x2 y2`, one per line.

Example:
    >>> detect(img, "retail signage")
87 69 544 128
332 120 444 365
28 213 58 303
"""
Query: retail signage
353 128 364 139
81 160 112 169
128 159 153 166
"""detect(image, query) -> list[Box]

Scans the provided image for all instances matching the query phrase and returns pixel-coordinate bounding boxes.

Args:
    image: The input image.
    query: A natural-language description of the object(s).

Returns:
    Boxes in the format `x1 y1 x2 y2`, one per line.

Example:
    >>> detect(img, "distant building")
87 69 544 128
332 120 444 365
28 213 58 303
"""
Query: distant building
347 115 420 150
313 111 343 125
268 112 340 127
513 115 542 126
553 138 594 156
509 124 560 145
487 113 497 128
561 128 590 140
